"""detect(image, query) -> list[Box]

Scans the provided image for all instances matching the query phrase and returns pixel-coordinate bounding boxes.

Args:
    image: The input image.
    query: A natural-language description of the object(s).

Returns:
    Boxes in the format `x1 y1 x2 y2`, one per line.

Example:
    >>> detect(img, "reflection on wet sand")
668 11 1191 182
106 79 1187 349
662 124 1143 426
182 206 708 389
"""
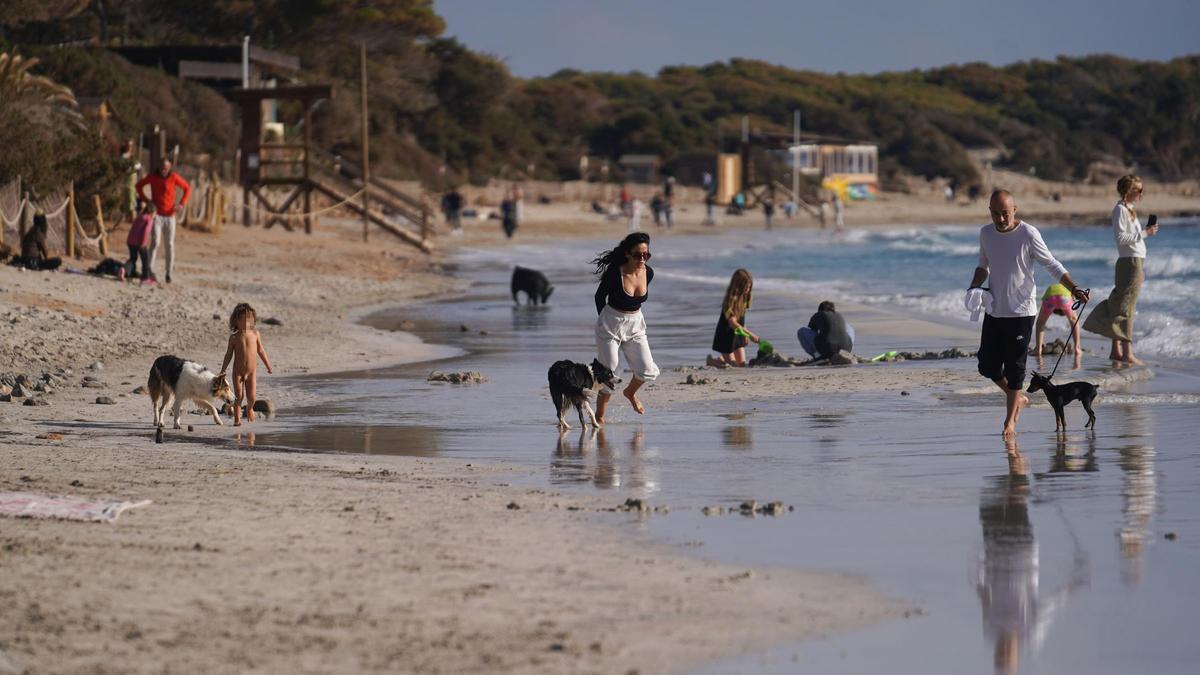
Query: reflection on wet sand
239 425 442 457
722 425 753 449
976 439 1089 673
511 304 552 332
1116 406 1157 586
1040 430 1098 475
549 427 656 493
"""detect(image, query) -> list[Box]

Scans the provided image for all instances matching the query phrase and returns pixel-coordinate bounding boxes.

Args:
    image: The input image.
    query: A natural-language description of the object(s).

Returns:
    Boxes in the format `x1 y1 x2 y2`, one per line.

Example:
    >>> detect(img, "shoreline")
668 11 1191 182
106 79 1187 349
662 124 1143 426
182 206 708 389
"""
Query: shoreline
1 217 912 673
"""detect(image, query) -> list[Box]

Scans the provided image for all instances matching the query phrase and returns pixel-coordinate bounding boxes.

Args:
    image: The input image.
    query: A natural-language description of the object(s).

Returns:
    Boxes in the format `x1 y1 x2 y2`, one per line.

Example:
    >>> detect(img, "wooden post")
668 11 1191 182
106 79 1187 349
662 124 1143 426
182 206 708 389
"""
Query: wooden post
360 42 370 242
303 101 313 234
67 184 77 258
19 190 29 240
92 194 109 256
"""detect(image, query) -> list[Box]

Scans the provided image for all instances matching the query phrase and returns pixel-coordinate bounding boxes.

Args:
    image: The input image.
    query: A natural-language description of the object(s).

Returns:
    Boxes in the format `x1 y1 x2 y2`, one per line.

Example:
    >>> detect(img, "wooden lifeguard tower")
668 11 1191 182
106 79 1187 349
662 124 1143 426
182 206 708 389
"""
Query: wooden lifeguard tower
226 84 431 251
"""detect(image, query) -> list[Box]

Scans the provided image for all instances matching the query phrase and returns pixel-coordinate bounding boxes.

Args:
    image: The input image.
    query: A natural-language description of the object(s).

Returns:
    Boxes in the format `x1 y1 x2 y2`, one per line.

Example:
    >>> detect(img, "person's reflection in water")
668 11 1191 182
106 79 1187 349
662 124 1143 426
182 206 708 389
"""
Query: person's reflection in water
622 427 658 495
1116 406 1156 586
237 432 256 448
593 428 620 489
976 439 1089 673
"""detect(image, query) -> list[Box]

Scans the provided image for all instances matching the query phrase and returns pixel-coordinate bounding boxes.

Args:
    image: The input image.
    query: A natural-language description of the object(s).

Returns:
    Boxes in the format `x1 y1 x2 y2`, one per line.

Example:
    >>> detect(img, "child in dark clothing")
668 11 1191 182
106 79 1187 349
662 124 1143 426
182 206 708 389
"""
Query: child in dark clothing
123 201 154 281
798 300 854 359
708 269 759 366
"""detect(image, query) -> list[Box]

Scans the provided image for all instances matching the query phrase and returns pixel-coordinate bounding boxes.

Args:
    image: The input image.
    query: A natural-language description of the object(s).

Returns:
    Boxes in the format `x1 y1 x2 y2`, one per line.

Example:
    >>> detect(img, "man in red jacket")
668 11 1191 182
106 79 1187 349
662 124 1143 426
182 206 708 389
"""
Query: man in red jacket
136 158 191 283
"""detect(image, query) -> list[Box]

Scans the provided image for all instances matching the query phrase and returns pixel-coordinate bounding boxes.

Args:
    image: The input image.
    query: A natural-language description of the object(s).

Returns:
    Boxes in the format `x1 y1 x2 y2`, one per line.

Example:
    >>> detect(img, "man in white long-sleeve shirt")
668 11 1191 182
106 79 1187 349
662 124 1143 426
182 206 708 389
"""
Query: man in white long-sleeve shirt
968 190 1090 438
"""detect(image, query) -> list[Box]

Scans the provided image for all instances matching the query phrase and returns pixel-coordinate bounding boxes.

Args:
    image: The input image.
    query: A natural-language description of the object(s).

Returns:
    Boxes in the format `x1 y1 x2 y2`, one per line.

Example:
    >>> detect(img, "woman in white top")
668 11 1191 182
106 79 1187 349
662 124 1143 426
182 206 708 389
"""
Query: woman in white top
1082 175 1159 364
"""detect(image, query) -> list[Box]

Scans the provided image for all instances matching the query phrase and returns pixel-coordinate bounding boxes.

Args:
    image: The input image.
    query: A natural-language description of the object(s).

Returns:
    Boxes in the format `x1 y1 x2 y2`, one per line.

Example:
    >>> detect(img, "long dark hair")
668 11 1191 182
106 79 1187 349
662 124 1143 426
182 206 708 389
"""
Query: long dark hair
592 232 650 275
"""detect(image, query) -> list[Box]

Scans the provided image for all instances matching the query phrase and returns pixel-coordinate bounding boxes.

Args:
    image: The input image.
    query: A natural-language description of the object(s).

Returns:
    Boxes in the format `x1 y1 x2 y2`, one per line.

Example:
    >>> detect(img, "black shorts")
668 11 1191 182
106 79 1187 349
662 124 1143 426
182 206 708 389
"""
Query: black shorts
977 314 1035 389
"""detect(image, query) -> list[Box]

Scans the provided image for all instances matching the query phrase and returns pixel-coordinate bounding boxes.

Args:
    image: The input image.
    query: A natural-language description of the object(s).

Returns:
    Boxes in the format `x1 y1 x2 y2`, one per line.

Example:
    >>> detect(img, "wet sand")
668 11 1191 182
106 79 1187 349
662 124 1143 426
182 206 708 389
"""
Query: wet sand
251 245 1200 675
1 217 907 673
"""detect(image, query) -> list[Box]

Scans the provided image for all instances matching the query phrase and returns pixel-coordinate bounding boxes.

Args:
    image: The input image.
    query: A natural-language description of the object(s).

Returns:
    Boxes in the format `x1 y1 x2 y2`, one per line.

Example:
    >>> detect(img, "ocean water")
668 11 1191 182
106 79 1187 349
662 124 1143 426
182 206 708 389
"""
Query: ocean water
242 220 1200 674
454 218 1200 365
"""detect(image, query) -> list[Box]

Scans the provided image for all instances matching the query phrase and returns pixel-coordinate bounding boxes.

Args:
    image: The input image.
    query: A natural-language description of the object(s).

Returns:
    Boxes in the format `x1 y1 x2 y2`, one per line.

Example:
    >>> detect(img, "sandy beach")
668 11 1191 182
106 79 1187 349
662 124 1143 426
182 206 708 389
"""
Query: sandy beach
1 216 918 674
3 183 1199 673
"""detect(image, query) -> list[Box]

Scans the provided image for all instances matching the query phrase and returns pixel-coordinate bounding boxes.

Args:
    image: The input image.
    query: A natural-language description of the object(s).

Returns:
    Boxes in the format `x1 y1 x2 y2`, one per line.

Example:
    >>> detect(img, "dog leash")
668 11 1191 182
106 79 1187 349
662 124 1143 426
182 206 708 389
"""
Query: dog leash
1047 291 1090 381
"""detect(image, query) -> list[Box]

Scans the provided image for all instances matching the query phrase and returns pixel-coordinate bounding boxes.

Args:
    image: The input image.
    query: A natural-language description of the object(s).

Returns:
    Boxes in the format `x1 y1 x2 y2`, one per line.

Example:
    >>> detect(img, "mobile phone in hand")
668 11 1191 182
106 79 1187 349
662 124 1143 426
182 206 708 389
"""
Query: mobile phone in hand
1148 214 1158 228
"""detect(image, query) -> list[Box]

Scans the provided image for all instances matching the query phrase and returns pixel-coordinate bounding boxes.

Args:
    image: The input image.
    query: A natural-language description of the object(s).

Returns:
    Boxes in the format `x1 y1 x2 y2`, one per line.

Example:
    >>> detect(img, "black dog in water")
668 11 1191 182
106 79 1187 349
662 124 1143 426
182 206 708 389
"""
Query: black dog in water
548 359 620 430
512 266 554 305
1027 371 1098 431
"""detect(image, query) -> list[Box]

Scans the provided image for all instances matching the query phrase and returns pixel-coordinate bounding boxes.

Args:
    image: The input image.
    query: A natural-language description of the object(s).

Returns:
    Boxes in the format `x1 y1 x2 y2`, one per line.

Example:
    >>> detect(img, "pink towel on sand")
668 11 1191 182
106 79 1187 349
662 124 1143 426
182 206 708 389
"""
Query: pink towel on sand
0 491 151 522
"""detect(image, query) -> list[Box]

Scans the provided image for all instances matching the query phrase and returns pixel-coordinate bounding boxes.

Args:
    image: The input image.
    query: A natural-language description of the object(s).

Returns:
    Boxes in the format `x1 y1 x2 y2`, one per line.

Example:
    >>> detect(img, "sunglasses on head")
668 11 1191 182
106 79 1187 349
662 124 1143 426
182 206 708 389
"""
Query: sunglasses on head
629 251 651 260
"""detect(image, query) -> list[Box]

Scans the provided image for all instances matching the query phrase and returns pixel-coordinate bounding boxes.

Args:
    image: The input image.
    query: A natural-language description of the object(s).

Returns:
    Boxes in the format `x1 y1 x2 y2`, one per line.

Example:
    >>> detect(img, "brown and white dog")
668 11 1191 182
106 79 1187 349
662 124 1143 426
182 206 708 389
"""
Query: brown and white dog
148 355 234 429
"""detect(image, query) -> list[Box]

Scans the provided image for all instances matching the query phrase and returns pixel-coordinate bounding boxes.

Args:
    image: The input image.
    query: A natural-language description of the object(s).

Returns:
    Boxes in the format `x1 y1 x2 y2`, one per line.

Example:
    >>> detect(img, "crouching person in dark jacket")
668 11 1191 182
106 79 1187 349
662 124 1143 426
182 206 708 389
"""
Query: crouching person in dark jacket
798 300 854 359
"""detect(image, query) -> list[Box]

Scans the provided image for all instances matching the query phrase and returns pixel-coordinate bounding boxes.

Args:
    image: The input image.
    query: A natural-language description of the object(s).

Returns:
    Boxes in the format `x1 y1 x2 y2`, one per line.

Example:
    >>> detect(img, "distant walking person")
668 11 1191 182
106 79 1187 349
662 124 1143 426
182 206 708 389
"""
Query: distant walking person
628 197 644 231
500 195 517 239
592 233 660 423
967 190 1088 438
662 177 675 228
649 193 664 228
136 158 190 283
120 140 141 223
762 194 775 229
1082 175 1158 365
441 187 464 235
833 194 845 230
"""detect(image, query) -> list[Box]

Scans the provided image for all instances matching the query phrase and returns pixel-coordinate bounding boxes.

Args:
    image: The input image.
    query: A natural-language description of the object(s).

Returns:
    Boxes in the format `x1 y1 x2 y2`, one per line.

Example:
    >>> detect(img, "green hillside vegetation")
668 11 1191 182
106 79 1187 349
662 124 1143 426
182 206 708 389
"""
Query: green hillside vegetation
3 1 1198 195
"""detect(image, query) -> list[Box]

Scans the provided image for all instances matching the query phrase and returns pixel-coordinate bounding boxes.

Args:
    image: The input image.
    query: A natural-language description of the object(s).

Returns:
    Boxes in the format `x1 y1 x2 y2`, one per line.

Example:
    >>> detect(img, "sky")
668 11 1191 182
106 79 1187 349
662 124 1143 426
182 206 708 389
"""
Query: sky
436 0 1199 78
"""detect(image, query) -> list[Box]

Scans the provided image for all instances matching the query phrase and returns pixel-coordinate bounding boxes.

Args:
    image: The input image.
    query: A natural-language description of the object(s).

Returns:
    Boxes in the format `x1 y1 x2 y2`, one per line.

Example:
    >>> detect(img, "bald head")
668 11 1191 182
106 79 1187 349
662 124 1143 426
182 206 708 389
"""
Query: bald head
989 189 1018 231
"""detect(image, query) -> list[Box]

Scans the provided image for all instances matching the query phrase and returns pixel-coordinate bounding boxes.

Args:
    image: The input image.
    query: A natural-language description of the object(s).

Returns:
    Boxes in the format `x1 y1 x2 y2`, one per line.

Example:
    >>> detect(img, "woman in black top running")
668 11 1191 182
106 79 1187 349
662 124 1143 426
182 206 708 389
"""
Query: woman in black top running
592 232 660 423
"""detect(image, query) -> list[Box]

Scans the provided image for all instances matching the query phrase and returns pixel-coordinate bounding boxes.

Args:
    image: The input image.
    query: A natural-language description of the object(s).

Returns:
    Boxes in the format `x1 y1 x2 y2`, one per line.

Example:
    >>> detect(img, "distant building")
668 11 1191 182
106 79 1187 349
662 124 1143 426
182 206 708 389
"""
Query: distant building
789 143 878 200
618 154 661 184
108 45 301 90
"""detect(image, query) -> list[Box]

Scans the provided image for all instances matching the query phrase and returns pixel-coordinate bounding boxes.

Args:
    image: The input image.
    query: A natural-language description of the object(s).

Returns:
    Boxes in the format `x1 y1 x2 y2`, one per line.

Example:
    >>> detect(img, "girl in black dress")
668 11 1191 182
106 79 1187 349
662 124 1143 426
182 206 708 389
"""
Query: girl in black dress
709 268 759 366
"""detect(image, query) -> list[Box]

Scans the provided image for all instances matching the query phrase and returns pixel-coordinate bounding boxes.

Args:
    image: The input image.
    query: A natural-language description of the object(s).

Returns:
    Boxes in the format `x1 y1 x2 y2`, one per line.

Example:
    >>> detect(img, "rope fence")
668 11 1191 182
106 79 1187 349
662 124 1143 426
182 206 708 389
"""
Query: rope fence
256 188 366 221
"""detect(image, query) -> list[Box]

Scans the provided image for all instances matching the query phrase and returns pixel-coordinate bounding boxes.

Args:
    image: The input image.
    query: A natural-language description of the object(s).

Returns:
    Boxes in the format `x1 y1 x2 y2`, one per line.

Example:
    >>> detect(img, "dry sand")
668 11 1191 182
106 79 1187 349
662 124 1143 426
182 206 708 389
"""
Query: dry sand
1 217 912 674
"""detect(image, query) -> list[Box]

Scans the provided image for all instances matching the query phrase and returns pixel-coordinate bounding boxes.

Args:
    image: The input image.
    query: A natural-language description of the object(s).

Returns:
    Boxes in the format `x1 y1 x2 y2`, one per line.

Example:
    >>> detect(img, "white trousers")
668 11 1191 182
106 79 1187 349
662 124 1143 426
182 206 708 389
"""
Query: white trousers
148 214 176 279
595 305 660 388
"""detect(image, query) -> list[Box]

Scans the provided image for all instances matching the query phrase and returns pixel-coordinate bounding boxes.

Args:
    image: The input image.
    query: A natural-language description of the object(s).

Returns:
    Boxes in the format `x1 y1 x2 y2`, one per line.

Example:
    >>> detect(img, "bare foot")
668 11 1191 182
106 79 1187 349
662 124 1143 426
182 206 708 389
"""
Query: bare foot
1002 424 1017 438
1122 355 1145 366
247 409 256 423
234 420 242 427
623 387 644 415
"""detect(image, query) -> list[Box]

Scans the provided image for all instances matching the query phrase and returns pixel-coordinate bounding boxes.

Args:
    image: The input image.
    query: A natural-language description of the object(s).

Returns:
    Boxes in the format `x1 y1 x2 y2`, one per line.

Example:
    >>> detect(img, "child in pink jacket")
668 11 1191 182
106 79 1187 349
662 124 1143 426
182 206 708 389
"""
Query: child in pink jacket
123 201 155 281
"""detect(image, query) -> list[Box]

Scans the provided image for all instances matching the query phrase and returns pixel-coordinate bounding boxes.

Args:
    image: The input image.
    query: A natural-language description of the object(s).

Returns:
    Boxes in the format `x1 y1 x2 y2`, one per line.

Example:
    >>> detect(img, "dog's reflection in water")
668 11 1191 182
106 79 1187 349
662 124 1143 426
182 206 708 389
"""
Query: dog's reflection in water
551 427 650 491
552 427 617 488
1043 430 1097 475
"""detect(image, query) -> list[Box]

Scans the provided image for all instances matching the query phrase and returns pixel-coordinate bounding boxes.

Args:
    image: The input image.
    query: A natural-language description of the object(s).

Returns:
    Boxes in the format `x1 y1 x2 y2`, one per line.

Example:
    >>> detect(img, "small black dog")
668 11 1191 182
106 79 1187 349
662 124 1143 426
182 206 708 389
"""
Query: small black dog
548 359 620 430
1027 371 1099 431
512 266 554 305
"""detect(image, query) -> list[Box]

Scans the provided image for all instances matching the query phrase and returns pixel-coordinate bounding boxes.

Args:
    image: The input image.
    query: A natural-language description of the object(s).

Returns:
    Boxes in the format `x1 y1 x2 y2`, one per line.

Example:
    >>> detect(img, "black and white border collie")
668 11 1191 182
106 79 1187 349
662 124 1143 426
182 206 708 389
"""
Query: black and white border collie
148 355 234 429
547 359 620 430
